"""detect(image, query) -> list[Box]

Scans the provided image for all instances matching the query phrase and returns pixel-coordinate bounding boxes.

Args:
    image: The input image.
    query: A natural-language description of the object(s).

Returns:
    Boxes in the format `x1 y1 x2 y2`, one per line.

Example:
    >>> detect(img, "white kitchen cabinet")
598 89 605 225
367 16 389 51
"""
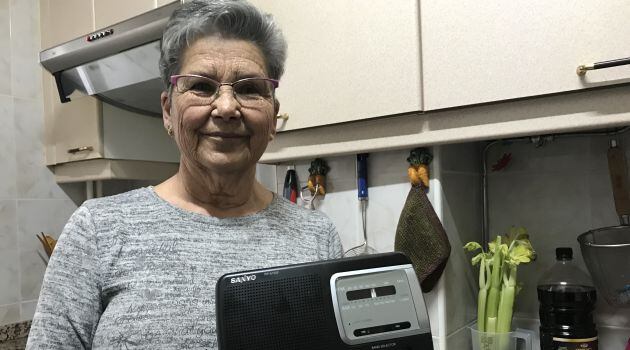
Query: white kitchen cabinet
40 0 179 181
249 0 423 132
93 0 155 29
421 0 630 110
157 0 176 7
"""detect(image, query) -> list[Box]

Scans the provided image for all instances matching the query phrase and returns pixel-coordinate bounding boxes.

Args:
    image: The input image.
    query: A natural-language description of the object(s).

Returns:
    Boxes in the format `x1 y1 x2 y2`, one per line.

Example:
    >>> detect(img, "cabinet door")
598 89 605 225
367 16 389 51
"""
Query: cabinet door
93 0 155 29
157 0 176 7
40 0 102 165
40 0 93 48
249 0 423 131
421 0 630 110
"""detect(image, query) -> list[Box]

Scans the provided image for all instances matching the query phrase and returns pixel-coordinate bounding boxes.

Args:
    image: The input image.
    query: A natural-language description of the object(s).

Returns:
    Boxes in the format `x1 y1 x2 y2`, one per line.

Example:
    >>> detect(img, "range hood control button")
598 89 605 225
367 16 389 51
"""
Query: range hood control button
87 29 114 42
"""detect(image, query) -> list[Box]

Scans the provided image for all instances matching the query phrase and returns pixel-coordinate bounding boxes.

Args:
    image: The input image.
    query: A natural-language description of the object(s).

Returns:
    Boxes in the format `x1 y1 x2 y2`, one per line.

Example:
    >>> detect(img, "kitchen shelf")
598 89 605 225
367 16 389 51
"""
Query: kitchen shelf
261 84 630 163
52 159 178 183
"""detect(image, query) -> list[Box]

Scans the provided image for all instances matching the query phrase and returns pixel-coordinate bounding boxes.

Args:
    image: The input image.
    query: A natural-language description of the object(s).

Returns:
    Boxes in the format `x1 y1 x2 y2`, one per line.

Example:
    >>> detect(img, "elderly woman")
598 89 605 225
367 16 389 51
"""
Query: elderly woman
26 1 342 349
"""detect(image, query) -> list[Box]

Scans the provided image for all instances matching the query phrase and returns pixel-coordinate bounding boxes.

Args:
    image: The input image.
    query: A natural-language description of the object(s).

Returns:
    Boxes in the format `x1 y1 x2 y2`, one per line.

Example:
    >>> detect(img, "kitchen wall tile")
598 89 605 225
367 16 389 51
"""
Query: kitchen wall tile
587 170 619 229
0 96 16 198
0 249 19 305
255 163 277 192
19 249 45 301
488 133 630 331
486 136 593 175
318 154 356 182
446 324 472 350
17 199 77 253
0 200 17 252
441 173 480 334
489 171 591 320
0 303 20 326
19 300 36 321
589 135 619 176
365 149 410 187
442 173 482 248
364 182 410 253
441 142 483 174
10 0 41 100
57 182 88 206
315 183 359 252
0 0 11 97
14 97 66 199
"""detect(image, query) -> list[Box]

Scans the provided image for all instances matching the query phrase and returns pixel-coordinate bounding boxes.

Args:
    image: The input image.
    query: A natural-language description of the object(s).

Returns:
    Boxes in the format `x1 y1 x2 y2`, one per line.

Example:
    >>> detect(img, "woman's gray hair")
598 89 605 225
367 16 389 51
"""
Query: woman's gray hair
159 0 287 90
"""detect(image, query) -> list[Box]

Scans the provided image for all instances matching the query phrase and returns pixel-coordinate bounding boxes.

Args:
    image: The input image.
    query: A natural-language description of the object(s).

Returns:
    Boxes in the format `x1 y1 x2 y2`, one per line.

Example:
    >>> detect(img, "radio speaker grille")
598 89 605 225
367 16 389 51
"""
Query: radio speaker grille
222 274 334 349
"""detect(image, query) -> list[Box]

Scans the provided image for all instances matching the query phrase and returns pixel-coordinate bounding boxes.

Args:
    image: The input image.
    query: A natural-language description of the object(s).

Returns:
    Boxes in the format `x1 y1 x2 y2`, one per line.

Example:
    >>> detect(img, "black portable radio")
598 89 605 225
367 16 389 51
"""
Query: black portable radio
216 252 434 350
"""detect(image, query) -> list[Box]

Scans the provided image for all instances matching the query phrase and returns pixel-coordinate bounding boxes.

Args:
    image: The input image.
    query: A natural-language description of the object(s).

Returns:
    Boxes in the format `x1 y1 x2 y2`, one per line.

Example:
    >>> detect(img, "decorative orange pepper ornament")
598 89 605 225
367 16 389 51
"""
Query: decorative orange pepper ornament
406 148 432 188
307 158 330 196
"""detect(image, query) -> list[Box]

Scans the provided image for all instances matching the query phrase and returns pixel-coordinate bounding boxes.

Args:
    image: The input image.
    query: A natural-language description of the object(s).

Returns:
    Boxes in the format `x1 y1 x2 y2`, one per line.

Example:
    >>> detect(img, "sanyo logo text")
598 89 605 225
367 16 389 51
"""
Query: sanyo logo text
230 274 257 283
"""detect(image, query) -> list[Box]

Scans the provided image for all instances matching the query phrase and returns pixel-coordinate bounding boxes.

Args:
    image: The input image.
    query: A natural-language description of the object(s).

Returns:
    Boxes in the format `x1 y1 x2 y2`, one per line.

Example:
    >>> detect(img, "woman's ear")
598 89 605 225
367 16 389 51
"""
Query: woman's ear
269 99 280 141
274 99 280 117
161 91 173 132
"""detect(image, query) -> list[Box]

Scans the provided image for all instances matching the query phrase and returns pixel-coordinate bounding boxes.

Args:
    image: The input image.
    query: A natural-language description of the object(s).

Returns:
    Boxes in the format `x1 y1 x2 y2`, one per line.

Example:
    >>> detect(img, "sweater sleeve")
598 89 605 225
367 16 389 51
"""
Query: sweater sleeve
327 222 344 259
26 205 103 350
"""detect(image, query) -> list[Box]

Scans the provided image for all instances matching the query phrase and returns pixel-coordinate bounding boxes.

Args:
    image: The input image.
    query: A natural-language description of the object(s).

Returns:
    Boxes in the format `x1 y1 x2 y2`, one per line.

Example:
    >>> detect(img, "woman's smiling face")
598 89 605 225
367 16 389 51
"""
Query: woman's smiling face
162 35 278 174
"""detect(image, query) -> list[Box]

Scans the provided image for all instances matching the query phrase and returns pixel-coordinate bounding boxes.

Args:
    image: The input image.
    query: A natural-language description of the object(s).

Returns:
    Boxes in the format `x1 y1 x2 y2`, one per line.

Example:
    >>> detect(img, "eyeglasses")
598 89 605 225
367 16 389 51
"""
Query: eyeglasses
170 74 279 108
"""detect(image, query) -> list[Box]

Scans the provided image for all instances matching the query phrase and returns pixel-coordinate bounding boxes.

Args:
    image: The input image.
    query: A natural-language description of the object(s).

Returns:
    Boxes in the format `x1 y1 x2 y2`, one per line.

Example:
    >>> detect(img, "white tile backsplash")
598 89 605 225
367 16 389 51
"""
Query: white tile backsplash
0 304 20 326
19 249 45 301
488 134 630 336
0 0 11 97
14 97 65 199
19 300 37 322
17 199 76 253
0 96 16 199
0 200 17 251
441 172 480 335
9 0 42 100
0 249 20 305
1 3 83 323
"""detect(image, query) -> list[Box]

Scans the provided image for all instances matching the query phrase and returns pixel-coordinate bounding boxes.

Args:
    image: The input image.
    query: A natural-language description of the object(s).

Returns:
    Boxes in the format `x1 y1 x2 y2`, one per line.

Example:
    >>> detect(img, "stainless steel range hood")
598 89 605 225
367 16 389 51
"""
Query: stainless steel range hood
40 1 182 117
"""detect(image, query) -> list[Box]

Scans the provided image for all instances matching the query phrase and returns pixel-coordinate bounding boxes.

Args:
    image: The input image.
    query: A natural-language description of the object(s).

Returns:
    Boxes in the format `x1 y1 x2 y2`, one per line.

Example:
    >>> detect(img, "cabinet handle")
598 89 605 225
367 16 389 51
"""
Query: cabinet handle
67 146 94 154
277 113 289 121
577 57 630 75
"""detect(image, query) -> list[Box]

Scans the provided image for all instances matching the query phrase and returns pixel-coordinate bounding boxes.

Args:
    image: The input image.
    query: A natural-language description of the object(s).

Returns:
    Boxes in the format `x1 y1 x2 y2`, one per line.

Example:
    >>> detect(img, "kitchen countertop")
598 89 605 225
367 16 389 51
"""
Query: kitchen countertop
0 321 30 350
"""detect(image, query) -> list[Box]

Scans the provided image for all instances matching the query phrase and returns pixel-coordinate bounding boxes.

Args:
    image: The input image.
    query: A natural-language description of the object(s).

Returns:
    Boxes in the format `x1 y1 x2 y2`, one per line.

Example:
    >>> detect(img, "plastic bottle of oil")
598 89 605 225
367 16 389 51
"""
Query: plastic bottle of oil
537 247 598 350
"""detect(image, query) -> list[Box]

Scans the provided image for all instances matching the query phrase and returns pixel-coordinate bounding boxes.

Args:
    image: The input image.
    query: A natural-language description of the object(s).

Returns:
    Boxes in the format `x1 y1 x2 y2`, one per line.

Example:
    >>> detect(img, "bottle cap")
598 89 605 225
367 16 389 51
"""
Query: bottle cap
556 247 573 260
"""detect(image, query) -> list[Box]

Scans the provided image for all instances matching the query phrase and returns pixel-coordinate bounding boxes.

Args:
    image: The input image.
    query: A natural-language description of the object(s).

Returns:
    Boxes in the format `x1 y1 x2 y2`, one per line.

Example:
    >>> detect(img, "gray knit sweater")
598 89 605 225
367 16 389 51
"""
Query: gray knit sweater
26 187 343 349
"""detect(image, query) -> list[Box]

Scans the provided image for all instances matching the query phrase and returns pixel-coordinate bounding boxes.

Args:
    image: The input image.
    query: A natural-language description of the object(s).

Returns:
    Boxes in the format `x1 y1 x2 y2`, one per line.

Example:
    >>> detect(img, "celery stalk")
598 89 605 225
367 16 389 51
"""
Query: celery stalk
497 265 517 333
465 226 535 350
477 259 489 331
485 238 502 332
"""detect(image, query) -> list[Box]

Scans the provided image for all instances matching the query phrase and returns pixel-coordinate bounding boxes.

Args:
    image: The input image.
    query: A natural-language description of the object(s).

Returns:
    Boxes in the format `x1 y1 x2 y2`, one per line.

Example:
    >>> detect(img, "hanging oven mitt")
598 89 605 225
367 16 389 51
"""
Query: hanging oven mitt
395 148 451 292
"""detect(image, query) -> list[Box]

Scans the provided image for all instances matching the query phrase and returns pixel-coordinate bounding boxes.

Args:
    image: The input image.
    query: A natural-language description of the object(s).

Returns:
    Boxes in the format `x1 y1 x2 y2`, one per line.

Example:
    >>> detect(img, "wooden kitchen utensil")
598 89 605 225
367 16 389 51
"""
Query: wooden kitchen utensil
607 139 630 224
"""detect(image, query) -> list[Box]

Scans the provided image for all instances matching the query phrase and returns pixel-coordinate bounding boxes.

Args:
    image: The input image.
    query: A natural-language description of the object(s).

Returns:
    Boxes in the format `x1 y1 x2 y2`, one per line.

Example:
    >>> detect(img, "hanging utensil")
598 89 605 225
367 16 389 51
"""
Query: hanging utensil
282 166 299 203
300 184 319 210
300 158 330 210
344 154 378 257
607 139 630 225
